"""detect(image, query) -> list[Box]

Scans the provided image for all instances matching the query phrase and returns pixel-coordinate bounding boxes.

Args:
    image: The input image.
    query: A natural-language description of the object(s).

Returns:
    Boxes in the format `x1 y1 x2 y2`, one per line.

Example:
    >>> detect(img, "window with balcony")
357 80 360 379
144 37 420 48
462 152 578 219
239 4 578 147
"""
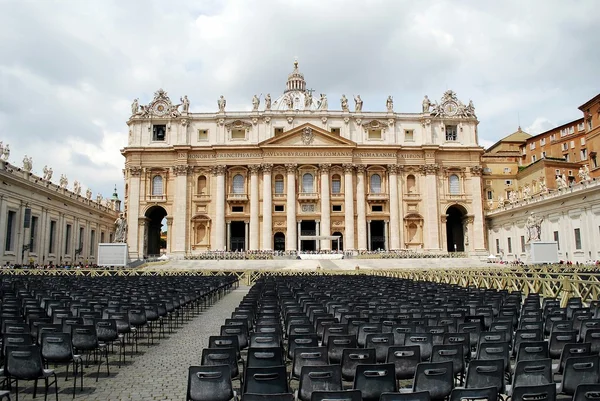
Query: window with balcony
445 125 458 141
274 175 284 194
232 174 245 194
152 176 163 196
302 173 314 193
370 174 382 194
331 175 341 194
448 174 460 194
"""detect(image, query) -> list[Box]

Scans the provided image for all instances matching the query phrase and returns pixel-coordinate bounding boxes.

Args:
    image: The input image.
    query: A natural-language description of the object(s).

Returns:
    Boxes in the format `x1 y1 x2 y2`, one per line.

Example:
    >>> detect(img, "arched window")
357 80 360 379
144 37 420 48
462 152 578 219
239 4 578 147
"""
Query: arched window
302 173 314 193
449 174 460 194
152 175 163 196
370 174 381 194
331 174 341 194
232 174 245 194
197 175 207 194
407 175 416 193
275 174 284 194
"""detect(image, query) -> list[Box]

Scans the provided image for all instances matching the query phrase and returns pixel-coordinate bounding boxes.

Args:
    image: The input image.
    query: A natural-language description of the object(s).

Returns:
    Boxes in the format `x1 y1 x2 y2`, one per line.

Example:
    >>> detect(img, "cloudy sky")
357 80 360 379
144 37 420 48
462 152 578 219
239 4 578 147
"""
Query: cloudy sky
1 0 599 198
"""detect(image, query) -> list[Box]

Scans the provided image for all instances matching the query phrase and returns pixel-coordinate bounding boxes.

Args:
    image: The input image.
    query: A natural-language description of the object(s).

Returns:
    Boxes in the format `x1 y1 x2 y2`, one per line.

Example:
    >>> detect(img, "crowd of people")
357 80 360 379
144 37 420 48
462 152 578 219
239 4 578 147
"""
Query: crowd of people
356 249 468 259
2 262 105 269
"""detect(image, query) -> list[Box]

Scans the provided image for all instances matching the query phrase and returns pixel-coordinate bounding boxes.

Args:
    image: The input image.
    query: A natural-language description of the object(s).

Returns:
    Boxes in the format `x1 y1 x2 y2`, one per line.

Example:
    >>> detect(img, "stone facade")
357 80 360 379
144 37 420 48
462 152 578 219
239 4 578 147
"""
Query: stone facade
0 160 118 266
122 62 486 258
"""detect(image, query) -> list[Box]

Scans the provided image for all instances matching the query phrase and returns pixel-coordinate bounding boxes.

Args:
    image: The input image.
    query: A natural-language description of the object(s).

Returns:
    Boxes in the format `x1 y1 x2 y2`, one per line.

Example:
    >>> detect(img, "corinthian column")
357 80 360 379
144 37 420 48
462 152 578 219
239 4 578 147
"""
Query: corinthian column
469 166 486 254
422 164 440 251
388 164 400 250
249 165 260 250
261 164 273 250
356 165 367 250
319 164 331 250
343 164 355 251
285 164 297 251
172 165 190 255
213 165 226 250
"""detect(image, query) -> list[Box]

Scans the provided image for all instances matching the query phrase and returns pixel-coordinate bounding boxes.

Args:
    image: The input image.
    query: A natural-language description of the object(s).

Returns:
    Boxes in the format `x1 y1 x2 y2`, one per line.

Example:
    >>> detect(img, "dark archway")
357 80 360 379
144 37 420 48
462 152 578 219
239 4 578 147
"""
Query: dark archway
370 221 385 251
230 221 245 251
274 232 285 251
300 220 316 251
332 232 343 251
446 205 466 252
145 206 167 257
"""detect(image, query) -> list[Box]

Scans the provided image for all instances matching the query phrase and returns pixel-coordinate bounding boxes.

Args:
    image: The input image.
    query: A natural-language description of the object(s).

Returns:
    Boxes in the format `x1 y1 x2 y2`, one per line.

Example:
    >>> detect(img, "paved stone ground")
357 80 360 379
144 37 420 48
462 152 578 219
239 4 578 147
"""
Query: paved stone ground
10 285 250 401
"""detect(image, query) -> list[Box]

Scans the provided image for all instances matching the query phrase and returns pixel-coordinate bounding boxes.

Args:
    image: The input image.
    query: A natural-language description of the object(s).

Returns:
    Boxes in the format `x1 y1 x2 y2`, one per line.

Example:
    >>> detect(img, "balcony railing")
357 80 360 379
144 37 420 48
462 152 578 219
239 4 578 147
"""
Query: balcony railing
330 193 345 200
273 193 286 200
367 193 389 202
194 193 211 202
227 193 248 202
147 195 166 202
298 192 319 202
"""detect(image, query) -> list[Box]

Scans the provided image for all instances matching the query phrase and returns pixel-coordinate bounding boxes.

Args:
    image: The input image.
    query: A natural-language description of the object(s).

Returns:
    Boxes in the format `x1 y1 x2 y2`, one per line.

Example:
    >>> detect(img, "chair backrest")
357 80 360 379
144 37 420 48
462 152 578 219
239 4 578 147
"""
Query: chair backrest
413 361 454 401
247 347 285 368
297 365 342 401
584 328 600 354
562 355 600 396
5 344 44 380
549 330 578 358
287 334 319 361
516 341 549 362
340 347 376 382
431 343 465 376
187 364 234 401
70 324 99 350
511 358 553 389
41 331 74 363
242 394 294 401
465 358 504 394
365 332 394 363
386 345 421 380
449 386 498 401
201 347 239 379
405 332 434 361
511 383 556 401
353 363 397 401
291 347 328 380
357 323 382 347
513 329 543 356
379 391 432 401
322 324 348 346
310 389 362 401
3 333 32 354
250 333 282 349
209 335 241 358
243 365 289 395
443 332 470 360
580 319 600 341
476 341 510 373
573 384 600 401
95 319 119 342
221 325 249 349
557 342 591 373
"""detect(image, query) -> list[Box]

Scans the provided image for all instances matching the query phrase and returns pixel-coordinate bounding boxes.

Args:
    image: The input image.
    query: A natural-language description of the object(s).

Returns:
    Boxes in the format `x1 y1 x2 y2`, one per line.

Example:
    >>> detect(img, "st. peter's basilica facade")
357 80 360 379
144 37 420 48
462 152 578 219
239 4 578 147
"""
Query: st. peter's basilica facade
122 62 486 259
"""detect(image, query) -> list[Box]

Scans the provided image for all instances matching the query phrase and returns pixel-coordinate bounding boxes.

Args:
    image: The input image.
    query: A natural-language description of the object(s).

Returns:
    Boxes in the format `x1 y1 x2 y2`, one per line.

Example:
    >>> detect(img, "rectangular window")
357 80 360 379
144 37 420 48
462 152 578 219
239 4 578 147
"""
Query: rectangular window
565 154 570 162
569 126 575 134
231 206 244 213
507 238 512 254
574 228 582 250
505 180 512 185
581 149 587 160
555 169 561 175
231 129 246 140
570 140 575 149
404 130 414 141
503 167 511 174
65 224 72 254
542 151 546 158
553 231 560 250
581 137 586 146
588 120 593 130
495 238 500 254
78 227 84 253
520 236 525 253
331 128 341 135
530 142 535 150
90 230 95 256
274 179 284 194
562 143 568 151
540 138 546 146
274 205 284 212
368 130 382 140
274 127 284 135
152 124 166 141
198 129 208 141
29 216 38 253
550 134 556 141
109 233 113 243
100 231 105 244
578 122 585 131
532 155 536 162
332 205 342 212
331 179 341 194
445 125 457 141
49 221 57 254
371 205 383 212
4 210 16 252
486 190 493 200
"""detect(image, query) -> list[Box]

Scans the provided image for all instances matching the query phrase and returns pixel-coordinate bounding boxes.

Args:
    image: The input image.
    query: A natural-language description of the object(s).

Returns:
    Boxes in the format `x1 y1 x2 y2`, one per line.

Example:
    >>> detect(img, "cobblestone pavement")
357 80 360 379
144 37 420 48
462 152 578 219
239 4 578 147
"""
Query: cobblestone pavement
11 285 250 401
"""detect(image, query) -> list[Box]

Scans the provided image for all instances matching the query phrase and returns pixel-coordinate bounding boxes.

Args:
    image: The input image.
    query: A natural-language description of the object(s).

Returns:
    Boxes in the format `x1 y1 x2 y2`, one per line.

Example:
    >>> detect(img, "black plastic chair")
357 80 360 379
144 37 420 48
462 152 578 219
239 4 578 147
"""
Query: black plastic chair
431 343 465 384
515 341 549 362
201 347 242 388
340 348 376 382
573 384 600 401
405 332 434 361
326 335 356 364
449 386 498 401
464 358 505 395
386 345 421 381
290 347 328 382
507 358 553 396
512 383 556 401
296 365 342 401
95 319 125 368
242 394 293 401
560 354 600 396
243 365 288 395
380 391 431 401
5 344 58 401
353 363 397 401
365 332 394 363
70 325 109 381
40 332 83 398
411 361 454 401
246 347 284 369
187 364 237 401
309 389 362 401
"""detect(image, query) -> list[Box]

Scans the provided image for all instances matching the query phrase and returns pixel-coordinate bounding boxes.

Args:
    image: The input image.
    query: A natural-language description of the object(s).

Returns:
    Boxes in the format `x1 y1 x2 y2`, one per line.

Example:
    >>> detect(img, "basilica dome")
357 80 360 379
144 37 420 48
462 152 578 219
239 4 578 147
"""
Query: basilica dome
271 60 321 111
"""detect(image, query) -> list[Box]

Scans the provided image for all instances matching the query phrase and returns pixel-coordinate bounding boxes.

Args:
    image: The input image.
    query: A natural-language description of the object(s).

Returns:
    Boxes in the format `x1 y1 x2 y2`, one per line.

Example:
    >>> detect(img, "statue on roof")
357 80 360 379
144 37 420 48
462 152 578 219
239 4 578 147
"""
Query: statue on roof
556 174 568 190
1 144 9 161
305 91 313 109
43 165 53 181
422 95 431 113
318 94 328 111
497 195 505 208
217 95 226 112
252 94 260 111
578 165 591 182
340 95 349 112
354 95 363 112
522 184 531 199
131 98 139 116
526 212 544 243
59 174 68 189
264 94 271 110
508 190 518 204
73 180 81 195
386 96 393 112
114 213 127 243
180 95 190 113
22 155 32 172
86 188 92 200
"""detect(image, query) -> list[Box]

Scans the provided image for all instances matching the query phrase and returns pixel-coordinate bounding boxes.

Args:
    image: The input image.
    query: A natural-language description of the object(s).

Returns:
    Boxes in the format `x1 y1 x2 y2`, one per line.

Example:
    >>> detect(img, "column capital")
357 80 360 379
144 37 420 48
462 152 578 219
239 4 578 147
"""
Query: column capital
387 164 399 175
261 163 273 173
470 165 483 176
420 164 439 175
285 163 297 173
355 164 367 174
211 165 227 176
319 163 331 174
128 166 142 177
173 165 191 176
248 164 261 174
342 163 355 174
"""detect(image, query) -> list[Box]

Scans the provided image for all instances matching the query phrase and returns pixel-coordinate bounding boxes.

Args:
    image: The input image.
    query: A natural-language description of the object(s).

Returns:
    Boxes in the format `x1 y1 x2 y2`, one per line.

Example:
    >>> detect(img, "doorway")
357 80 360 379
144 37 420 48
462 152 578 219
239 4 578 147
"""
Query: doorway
145 206 167 257
274 232 285 251
370 220 385 251
300 220 316 252
446 205 466 252
230 221 245 251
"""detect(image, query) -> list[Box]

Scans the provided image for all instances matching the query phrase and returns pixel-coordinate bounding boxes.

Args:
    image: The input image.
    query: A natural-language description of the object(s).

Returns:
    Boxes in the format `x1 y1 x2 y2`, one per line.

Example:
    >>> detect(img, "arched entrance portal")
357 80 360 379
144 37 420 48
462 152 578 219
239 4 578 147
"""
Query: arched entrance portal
332 232 343 251
145 206 167 257
446 205 466 252
274 232 285 251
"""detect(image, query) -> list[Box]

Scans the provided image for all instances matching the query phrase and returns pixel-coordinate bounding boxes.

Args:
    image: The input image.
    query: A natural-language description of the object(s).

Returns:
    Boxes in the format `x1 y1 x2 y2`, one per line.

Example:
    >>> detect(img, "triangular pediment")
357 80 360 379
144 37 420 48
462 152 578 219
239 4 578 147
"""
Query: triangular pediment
259 123 356 147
